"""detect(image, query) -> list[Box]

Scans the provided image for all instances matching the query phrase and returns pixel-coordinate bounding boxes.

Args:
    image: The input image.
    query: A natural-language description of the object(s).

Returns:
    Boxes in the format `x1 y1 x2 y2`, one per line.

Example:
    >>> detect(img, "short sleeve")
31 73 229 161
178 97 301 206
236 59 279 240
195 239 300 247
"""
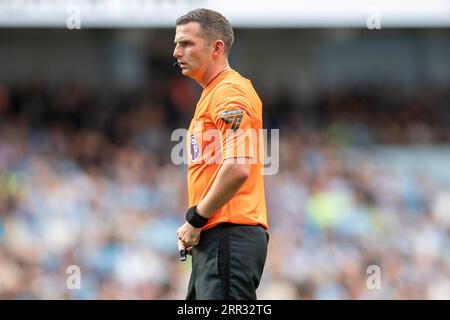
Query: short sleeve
211 84 256 160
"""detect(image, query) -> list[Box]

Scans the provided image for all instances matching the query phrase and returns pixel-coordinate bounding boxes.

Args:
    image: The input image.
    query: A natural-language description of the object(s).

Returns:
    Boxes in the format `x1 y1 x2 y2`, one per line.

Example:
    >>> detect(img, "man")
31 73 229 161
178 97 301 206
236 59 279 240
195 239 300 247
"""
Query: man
174 8 269 300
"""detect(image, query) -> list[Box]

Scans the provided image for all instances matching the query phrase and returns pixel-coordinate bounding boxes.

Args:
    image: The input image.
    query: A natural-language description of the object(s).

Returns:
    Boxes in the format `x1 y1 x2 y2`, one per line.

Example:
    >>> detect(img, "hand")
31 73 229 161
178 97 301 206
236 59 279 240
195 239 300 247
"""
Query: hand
177 239 193 255
177 222 201 248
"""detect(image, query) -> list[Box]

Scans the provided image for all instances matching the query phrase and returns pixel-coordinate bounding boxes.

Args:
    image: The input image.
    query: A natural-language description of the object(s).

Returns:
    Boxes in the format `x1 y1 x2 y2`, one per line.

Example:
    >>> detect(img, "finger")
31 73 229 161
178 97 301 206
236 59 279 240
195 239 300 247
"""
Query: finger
183 235 200 247
190 237 199 246
178 228 186 240
182 240 191 248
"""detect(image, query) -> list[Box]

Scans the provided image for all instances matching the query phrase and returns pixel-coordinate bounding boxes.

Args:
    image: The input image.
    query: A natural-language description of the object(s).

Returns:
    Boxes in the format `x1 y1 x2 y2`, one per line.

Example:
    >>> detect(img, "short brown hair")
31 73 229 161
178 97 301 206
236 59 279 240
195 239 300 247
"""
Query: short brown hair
176 8 234 55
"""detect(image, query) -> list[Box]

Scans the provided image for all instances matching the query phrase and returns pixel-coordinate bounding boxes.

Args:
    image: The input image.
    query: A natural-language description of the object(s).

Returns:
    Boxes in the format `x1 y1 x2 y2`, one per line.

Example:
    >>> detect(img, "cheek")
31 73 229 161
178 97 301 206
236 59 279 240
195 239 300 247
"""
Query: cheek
190 48 206 62
189 50 201 64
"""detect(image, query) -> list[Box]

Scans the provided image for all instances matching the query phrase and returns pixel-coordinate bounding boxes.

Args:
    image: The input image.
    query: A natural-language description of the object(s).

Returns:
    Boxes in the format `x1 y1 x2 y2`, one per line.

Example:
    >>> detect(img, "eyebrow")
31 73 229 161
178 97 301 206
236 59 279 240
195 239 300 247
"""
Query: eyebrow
174 38 190 44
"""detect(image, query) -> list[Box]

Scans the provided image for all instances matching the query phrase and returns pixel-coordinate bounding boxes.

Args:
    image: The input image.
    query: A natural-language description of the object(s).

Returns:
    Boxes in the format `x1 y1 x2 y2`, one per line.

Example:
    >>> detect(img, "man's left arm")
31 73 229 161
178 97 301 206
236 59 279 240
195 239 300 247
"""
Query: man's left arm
177 158 250 248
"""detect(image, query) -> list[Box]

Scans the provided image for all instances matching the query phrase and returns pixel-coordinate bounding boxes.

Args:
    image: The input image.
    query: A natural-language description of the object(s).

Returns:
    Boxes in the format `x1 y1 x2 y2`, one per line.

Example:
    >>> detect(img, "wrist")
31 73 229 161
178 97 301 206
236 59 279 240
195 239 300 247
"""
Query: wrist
195 203 208 217
186 205 209 228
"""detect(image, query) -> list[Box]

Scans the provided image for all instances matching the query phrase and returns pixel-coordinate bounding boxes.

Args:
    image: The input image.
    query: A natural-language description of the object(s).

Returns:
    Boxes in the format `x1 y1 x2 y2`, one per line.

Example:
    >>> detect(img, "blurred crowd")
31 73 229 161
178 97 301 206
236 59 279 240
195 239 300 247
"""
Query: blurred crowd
0 79 449 299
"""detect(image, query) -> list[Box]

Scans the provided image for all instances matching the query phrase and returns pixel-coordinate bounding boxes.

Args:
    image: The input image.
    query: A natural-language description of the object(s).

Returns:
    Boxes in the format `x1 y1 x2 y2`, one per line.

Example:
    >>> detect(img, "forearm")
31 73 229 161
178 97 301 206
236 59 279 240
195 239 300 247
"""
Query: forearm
196 158 250 218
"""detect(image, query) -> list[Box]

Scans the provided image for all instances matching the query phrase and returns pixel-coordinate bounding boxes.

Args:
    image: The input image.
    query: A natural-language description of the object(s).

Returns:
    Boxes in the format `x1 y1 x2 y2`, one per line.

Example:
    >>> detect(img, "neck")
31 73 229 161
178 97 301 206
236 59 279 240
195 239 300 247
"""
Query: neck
199 60 230 88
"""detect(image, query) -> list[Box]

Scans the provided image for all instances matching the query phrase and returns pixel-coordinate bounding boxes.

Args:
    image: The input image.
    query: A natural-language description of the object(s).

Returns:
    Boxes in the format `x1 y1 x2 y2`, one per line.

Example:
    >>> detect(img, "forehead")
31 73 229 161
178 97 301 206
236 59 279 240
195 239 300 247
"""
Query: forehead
174 22 202 41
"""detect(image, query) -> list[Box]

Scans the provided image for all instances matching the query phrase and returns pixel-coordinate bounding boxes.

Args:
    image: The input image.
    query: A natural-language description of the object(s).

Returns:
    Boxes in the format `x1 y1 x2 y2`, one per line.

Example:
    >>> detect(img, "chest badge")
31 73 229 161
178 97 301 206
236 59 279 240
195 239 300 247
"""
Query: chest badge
190 133 200 161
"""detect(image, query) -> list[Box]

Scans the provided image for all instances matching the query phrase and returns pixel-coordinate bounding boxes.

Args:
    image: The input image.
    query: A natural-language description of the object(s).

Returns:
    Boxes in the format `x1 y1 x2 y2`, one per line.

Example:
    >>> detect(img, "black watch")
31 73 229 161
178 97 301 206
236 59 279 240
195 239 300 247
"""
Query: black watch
186 205 209 228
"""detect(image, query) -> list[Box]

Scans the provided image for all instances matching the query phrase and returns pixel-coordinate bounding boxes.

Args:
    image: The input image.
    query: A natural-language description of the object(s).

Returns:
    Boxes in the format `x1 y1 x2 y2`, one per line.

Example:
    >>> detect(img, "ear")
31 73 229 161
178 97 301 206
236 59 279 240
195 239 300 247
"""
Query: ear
212 40 225 57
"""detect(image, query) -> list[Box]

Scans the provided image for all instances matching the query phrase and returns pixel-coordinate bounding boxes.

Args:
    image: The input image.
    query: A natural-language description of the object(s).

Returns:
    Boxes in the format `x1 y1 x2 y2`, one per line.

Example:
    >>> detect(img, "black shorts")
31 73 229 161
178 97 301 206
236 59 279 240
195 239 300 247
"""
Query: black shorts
186 223 269 300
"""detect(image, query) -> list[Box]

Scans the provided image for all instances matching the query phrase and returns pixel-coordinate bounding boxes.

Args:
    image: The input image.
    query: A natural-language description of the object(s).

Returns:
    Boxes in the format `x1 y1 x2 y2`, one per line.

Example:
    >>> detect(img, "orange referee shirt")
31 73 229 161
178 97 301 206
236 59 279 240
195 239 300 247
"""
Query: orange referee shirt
187 68 268 231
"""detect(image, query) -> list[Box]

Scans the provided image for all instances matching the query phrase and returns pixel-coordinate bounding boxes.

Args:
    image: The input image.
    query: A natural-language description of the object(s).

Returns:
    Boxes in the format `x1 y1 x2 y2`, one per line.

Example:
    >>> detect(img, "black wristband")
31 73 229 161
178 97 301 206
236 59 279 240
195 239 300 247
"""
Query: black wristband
186 205 209 228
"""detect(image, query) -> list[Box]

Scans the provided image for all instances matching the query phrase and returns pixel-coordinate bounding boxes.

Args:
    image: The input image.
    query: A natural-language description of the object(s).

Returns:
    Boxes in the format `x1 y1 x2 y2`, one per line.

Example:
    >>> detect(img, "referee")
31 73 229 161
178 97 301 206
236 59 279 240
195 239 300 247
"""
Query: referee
174 8 269 300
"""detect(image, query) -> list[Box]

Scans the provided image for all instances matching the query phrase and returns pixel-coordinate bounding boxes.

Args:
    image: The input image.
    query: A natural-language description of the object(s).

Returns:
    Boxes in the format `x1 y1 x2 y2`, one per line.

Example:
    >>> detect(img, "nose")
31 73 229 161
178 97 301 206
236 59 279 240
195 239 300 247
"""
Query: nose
173 45 182 59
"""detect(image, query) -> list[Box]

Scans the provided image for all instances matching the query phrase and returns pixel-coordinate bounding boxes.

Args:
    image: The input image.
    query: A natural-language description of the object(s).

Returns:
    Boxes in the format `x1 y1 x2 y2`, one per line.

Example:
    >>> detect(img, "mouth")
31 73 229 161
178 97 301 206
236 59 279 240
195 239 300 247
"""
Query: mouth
178 62 188 69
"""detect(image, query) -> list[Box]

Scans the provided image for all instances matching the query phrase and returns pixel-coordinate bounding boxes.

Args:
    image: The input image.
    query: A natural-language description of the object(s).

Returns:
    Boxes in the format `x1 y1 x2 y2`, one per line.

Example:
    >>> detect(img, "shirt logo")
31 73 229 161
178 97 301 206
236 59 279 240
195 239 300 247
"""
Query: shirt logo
190 133 200 161
220 109 244 132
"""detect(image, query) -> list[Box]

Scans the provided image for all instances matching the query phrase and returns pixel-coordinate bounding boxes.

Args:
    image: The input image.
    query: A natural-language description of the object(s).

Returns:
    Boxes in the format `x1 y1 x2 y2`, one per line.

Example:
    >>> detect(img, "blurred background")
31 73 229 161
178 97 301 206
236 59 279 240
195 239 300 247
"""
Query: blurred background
0 0 449 299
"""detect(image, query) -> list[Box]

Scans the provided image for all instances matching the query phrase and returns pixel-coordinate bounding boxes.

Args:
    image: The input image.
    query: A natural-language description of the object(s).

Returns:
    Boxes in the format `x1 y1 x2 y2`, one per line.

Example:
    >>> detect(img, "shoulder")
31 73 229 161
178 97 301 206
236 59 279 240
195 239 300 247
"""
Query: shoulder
211 74 252 100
